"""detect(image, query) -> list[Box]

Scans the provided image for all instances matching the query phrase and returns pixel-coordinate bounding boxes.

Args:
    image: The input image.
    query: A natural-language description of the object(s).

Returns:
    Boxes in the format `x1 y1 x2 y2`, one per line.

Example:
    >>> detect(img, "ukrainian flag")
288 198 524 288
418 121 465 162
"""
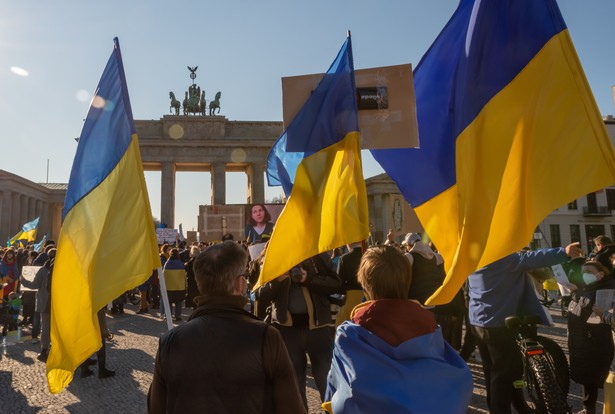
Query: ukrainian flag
33 235 46 253
47 38 160 393
372 0 615 305
8 217 39 245
257 35 368 287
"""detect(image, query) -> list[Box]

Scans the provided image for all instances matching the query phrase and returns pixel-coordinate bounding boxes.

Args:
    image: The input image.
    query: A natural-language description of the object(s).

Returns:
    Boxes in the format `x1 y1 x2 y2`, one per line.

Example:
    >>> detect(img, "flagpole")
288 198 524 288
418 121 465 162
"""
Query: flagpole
157 267 174 330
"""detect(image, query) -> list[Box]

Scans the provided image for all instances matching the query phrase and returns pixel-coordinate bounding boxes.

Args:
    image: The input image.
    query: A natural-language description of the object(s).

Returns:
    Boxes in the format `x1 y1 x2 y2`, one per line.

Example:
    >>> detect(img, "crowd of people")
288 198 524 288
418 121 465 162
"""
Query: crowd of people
4 228 615 413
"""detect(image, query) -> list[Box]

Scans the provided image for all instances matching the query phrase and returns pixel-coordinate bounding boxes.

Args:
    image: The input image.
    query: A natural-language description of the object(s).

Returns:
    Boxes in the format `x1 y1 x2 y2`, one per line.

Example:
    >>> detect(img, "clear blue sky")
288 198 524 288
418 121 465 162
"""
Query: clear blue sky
2 1 614 231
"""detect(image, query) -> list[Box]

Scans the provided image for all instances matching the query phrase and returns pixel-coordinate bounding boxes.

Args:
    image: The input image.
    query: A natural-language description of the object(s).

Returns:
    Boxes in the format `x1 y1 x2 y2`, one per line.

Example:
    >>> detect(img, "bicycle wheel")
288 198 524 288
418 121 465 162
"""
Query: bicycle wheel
512 354 569 414
537 336 569 395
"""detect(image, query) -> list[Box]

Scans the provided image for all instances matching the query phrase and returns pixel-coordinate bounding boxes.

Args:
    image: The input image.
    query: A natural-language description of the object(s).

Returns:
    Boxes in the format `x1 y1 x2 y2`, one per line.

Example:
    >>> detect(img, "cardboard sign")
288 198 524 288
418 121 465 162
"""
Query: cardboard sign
156 228 179 245
282 64 418 150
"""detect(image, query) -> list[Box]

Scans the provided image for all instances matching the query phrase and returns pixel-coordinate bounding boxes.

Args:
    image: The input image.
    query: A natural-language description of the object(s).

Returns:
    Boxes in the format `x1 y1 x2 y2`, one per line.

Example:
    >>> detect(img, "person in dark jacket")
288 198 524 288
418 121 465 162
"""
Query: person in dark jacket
184 246 200 309
148 241 304 414
334 242 364 326
591 235 615 271
566 260 615 414
256 252 341 408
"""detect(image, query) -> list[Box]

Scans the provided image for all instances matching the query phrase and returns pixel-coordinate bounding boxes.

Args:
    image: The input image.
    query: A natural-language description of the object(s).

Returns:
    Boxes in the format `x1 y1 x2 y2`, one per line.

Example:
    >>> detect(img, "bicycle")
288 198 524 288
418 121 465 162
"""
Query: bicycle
505 314 571 414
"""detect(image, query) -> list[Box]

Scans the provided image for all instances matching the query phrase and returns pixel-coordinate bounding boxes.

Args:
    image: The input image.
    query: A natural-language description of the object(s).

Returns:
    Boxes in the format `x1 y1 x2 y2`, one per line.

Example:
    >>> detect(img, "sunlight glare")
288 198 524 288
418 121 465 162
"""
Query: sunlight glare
10 66 29 77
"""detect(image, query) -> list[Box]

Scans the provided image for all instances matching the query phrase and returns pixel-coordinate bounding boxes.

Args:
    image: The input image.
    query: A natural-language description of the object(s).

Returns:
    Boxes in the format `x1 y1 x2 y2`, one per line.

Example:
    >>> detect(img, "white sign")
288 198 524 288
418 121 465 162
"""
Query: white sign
156 228 179 244
248 243 266 261
20 266 42 291
551 264 571 296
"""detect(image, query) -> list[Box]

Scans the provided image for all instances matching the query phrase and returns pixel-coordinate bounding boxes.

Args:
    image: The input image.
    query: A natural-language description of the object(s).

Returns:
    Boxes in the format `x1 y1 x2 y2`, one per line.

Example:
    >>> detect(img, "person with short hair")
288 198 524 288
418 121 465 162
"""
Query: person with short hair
148 241 305 414
324 246 473 413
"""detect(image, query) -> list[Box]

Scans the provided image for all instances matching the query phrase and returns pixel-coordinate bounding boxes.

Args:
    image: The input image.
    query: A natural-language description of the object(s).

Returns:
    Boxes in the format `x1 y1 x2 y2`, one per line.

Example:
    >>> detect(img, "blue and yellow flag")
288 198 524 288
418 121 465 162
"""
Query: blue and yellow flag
47 38 160 393
372 0 615 305
257 36 368 287
33 235 47 253
8 217 39 246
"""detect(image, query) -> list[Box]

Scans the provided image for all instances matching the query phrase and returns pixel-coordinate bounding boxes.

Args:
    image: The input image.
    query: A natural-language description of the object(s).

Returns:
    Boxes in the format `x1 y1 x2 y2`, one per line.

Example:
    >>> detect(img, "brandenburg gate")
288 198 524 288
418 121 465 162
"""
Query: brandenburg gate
137 116 281 228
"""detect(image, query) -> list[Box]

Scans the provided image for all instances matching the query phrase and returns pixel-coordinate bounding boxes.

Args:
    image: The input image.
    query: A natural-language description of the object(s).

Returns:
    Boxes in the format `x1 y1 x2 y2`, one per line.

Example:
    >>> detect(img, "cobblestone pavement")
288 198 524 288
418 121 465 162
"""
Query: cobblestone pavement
0 304 603 413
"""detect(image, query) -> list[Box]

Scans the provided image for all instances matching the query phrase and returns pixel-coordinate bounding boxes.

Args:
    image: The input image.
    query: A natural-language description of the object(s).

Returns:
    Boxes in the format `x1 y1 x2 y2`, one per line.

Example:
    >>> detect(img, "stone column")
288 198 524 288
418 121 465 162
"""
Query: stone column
19 194 27 227
161 162 176 228
50 204 63 242
0 190 12 241
40 201 50 240
11 192 20 235
211 163 226 205
28 197 36 221
247 163 265 204
35 199 44 239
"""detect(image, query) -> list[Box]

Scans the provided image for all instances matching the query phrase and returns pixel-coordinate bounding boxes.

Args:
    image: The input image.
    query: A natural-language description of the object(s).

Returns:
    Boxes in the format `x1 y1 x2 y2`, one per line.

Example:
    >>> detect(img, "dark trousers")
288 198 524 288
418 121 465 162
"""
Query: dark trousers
280 325 333 408
21 304 35 326
31 311 41 339
472 325 523 414
459 311 477 360
436 313 463 350
583 384 599 413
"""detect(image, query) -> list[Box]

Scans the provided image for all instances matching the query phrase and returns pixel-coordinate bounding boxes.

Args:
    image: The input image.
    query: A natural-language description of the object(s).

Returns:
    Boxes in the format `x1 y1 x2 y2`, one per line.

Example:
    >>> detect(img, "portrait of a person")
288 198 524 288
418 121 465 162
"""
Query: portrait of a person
245 204 275 244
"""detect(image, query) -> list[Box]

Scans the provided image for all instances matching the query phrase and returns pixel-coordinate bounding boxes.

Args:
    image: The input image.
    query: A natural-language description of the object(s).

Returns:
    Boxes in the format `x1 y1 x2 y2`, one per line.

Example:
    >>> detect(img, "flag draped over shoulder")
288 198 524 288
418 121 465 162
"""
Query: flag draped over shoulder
47 38 160 393
257 36 368 287
8 217 39 245
371 0 615 305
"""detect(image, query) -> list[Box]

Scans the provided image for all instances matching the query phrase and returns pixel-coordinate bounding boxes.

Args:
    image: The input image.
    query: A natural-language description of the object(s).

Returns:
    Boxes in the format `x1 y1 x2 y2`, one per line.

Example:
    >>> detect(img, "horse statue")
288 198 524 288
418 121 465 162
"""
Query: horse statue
209 92 222 116
169 92 181 115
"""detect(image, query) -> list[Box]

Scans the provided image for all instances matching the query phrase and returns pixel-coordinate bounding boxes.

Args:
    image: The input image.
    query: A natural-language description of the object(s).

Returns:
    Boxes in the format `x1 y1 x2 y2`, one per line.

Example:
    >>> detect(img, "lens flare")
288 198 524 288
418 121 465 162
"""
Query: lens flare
75 89 90 102
231 148 247 163
10 66 29 77
91 96 106 109
169 124 184 139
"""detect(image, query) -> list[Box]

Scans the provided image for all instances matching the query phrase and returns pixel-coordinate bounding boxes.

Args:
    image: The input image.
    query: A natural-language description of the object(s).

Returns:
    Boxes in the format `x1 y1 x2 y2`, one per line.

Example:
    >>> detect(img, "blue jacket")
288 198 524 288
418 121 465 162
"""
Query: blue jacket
325 319 472 413
468 248 567 328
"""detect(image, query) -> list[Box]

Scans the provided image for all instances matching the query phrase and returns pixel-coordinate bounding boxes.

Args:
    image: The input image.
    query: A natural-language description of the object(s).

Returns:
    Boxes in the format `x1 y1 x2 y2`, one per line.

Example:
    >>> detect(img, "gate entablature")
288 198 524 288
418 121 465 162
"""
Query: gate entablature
135 115 282 228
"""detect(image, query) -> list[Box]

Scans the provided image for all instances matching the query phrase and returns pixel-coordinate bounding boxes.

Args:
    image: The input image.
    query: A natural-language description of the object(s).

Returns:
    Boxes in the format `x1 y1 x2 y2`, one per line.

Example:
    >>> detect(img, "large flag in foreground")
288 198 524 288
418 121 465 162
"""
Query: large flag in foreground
47 38 160 393
8 217 39 246
257 36 368 287
372 0 615 305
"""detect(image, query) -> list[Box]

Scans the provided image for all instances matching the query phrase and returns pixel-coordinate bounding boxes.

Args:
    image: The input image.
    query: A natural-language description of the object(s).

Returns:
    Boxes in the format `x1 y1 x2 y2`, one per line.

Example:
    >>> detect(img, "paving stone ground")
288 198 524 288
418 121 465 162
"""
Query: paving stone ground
0 304 603 413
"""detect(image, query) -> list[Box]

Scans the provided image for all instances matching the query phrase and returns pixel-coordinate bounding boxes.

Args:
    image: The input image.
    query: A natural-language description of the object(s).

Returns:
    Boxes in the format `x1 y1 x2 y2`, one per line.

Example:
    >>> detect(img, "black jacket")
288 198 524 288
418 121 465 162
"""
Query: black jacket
567 275 615 386
148 295 305 414
257 253 341 329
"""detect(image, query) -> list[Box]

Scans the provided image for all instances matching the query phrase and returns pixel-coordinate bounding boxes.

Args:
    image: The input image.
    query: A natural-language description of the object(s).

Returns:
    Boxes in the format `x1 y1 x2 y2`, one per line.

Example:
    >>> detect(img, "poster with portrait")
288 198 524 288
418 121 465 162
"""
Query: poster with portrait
244 204 284 245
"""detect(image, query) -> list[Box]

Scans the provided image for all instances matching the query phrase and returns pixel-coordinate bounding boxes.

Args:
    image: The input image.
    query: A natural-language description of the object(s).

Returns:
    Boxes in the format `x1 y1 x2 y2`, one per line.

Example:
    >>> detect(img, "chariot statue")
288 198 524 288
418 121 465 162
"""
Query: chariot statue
167 65 222 116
